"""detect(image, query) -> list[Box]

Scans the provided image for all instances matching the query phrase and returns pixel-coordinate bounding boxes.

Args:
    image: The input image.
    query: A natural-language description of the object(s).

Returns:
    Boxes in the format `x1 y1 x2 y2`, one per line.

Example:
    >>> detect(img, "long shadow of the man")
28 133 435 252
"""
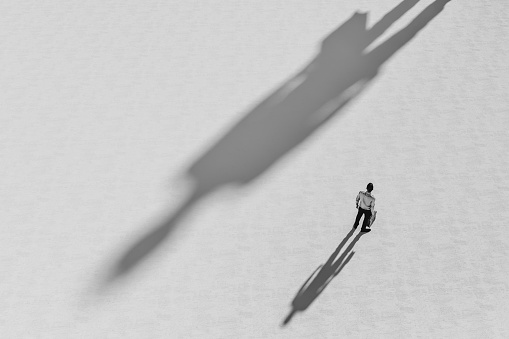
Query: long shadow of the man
104 0 452 286
282 229 366 326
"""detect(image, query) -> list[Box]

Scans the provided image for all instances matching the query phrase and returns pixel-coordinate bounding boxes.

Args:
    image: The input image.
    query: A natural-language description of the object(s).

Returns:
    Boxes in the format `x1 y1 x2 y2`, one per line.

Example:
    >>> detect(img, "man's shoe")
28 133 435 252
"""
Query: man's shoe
360 228 371 233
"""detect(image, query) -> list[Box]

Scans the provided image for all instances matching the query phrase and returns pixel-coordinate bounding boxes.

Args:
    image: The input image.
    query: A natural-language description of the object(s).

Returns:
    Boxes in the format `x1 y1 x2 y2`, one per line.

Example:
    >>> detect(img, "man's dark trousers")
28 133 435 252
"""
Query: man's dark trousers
353 208 372 230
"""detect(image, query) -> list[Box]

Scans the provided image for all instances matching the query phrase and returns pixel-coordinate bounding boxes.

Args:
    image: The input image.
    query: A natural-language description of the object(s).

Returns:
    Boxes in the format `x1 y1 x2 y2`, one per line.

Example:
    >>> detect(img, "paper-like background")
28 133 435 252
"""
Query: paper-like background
1 1 508 337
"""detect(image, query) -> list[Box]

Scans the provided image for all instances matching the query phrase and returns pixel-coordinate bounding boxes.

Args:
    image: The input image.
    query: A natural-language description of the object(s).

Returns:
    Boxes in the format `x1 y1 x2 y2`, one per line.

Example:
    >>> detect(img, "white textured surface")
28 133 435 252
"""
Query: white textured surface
1 1 508 338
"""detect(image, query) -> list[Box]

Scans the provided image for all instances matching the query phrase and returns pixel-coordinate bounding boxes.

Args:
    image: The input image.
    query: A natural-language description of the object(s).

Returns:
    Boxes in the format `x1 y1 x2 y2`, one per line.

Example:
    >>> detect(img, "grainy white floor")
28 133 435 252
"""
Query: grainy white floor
1 1 508 338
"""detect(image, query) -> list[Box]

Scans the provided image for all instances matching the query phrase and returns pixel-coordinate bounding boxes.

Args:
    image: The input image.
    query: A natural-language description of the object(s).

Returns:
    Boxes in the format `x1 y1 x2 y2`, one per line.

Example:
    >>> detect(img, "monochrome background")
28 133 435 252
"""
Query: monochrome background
1 0 508 337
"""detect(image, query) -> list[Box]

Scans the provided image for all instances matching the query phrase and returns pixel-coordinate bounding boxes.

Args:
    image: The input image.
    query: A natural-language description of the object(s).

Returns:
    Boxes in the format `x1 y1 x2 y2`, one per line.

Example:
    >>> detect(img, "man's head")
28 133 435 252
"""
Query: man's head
366 183 374 192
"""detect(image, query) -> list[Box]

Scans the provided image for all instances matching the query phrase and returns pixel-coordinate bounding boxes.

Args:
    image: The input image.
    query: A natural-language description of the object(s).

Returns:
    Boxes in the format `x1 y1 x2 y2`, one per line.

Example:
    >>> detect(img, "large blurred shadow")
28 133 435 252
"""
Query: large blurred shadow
282 229 366 326
104 0 451 286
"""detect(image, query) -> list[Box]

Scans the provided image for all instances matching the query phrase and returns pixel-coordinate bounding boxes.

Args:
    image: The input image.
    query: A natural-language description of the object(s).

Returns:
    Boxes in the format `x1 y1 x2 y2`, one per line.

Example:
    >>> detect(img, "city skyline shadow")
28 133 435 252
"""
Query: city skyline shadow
102 0 452 288
282 228 366 326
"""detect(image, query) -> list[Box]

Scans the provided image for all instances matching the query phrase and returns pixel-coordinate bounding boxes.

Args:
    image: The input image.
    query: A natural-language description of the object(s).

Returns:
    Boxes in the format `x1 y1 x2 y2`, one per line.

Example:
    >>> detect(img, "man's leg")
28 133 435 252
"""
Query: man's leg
361 210 372 231
353 208 364 228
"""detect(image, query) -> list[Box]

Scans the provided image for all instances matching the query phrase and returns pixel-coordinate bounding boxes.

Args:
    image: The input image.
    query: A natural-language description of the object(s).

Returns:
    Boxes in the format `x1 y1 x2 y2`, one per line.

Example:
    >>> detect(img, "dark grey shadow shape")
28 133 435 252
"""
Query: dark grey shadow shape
104 0 452 286
282 229 366 326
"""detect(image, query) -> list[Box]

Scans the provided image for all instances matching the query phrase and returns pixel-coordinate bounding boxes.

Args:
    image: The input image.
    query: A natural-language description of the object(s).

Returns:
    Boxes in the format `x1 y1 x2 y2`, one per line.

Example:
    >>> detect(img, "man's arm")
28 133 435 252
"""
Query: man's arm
355 192 360 208
370 199 375 213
